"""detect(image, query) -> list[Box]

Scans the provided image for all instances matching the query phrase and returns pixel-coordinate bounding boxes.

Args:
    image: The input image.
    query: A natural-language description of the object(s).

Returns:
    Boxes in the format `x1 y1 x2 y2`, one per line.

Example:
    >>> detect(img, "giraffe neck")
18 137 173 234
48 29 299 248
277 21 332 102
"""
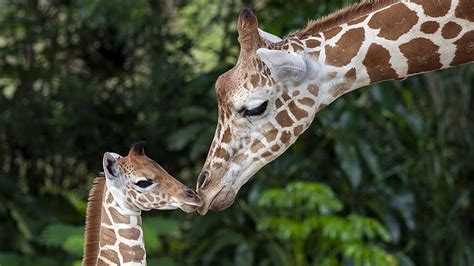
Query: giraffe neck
278 0 473 111
96 182 146 265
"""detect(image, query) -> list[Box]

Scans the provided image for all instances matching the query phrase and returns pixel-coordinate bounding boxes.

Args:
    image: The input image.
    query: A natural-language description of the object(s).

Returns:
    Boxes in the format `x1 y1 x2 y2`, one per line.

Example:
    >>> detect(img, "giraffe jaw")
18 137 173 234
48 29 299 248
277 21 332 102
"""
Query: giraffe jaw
197 161 261 215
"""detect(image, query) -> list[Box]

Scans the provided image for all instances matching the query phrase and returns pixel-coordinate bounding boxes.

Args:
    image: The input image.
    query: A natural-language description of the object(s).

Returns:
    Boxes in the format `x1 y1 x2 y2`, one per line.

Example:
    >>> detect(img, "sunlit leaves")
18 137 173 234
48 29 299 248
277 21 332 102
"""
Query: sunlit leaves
257 182 393 265
258 181 343 214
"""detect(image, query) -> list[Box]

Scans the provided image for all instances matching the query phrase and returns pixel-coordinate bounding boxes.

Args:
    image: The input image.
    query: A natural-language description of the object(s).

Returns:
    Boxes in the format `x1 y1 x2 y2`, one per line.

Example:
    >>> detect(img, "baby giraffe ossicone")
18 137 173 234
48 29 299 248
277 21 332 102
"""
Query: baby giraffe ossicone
82 141 202 265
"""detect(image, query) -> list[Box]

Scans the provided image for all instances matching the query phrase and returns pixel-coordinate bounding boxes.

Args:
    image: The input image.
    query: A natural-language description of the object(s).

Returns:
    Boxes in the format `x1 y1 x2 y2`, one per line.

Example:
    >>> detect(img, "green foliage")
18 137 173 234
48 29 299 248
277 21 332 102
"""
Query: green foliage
257 182 394 266
40 224 84 257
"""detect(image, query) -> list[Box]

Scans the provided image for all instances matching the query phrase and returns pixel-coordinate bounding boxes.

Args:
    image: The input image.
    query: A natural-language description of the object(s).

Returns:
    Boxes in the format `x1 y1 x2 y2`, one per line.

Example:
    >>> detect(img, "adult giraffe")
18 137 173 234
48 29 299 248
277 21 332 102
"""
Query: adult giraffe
83 142 202 265
196 0 474 215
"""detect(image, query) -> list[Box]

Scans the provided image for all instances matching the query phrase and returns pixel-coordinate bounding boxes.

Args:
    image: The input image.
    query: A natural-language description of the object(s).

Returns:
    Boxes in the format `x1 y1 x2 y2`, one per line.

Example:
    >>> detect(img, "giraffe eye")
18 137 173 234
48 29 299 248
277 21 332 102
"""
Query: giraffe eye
135 180 153 188
242 101 268 117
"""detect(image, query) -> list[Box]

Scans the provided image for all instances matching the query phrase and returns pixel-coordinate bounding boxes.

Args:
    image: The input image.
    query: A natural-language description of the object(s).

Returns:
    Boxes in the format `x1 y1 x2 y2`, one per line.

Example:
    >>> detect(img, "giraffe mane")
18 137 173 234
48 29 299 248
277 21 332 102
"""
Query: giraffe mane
83 173 106 266
291 0 399 38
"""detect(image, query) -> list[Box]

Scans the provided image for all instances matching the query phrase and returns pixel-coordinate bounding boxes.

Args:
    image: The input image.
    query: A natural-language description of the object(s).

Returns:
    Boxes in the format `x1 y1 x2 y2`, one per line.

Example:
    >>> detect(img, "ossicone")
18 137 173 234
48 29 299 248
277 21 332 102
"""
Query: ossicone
237 8 261 54
129 140 146 156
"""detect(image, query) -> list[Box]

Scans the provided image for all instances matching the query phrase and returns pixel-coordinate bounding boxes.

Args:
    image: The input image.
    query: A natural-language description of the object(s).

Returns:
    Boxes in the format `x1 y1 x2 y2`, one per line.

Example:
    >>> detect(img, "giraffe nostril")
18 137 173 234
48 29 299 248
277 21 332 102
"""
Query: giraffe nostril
185 189 197 197
198 171 209 189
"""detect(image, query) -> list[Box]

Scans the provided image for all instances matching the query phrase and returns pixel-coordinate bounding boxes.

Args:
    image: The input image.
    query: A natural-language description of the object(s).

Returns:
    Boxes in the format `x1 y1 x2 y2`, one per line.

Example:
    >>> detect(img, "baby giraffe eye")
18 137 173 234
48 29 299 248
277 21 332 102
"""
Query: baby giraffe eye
135 180 153 188
241 101 268 117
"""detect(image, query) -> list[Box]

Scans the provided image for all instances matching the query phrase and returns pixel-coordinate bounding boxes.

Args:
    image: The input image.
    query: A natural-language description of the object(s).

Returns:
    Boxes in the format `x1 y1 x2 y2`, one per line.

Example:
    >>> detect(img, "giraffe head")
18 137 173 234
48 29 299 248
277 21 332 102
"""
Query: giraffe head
197 9 317 215
104 141 202 213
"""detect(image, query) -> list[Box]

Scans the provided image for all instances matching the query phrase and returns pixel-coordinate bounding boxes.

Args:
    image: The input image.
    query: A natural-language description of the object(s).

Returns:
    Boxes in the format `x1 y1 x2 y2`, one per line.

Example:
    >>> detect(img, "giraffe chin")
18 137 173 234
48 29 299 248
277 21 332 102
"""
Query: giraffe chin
197 188 236 215
210 188 236 211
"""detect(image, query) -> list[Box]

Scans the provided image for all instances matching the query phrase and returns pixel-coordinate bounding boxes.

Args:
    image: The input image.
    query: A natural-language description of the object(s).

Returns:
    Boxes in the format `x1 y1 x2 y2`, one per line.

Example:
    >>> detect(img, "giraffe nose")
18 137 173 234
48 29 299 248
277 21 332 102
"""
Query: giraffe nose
184 189 198 197
198 170 210 189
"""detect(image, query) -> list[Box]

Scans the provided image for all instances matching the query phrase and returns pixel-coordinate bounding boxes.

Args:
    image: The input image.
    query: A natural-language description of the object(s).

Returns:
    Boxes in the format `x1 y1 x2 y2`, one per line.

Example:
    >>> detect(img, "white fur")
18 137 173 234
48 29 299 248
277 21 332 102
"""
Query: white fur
258 28 283 43
256 48 307 86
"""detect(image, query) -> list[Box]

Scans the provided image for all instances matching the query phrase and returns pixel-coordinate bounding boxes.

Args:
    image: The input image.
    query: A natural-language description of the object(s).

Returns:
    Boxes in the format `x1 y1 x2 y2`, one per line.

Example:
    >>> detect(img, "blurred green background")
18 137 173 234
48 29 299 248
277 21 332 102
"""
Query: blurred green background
0 0 473 265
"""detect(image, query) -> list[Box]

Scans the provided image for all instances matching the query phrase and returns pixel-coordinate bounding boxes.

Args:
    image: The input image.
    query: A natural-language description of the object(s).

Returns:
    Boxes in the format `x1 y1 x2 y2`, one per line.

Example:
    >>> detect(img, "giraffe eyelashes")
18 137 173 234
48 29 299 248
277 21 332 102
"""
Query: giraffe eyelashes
135 180 154 188
241 101 268 117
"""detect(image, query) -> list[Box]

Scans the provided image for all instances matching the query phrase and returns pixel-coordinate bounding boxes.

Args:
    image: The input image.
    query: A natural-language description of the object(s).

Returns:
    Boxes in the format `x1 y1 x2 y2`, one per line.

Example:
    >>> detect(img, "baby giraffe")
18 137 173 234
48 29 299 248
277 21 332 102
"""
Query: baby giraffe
82 141 202 265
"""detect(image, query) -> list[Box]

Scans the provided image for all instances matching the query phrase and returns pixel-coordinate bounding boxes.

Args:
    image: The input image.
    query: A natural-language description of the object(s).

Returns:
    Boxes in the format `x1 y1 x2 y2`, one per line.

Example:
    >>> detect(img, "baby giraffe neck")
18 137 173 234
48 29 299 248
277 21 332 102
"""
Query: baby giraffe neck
97 183 146 266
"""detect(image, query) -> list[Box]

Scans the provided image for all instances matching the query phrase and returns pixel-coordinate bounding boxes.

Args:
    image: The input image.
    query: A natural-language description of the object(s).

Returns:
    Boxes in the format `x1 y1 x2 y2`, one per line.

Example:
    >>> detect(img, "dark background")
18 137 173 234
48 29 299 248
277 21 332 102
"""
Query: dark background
0 0 473 265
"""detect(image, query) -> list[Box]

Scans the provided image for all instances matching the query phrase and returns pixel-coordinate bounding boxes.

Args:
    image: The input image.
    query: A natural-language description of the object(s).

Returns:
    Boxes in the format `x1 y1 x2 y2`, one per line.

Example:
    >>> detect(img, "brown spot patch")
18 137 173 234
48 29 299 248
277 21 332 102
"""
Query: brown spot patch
106 193 113 204
262 152 273 158
325 28 365 67
97 258 109 266
145 194 154 202
288 101 309 120
264 124 278 142
251 139 265 152
280 131 292 145
330 83 350 98
291 42 304 51
368 3 418 40
292 90 300 97
451 30 474 66
137 196 147 204
420 21 439 34
250 74 259 87
305 39 321 48
129 190 137 199
221 127 232 143
363 43 398 83
271 144 280 152
100 249 120 264
99 227 116 246
102 208 112 225
276 98 284 108
327 72 337 79
307 84 319 97
275 110 294 127
109 208 130 224
232 153 248 164
412 0 451 17
298 98 315 106
215 147 230 160
120 243 145 263
455 0 474 22
344 68 357 82
118 228 141 240
282 92 291 102
324 26 342 40
399 38 442 74
441 22 462 39
294 125 304 136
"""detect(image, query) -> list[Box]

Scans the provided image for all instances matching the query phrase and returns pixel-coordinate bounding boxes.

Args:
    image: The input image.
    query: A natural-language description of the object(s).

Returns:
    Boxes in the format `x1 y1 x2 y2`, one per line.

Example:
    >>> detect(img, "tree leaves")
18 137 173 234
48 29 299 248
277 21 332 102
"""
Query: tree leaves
257 182 393 265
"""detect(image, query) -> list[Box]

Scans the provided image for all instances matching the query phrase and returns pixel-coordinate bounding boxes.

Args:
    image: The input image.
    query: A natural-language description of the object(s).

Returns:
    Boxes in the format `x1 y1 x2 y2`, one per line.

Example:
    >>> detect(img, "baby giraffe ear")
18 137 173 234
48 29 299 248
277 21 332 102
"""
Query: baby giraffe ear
103 152 119 180
256 48 307 86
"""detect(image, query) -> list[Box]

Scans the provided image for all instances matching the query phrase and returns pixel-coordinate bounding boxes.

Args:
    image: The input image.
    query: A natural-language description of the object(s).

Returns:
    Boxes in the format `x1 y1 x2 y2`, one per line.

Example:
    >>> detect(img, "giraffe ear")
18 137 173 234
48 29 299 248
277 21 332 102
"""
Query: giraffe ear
256 48 307 86
258 28 282 43
103 152 120 180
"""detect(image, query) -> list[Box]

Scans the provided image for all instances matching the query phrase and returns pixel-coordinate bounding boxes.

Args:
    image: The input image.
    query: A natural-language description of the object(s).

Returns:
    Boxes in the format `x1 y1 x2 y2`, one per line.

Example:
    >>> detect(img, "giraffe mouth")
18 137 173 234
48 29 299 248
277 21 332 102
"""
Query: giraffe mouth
179 203 200 213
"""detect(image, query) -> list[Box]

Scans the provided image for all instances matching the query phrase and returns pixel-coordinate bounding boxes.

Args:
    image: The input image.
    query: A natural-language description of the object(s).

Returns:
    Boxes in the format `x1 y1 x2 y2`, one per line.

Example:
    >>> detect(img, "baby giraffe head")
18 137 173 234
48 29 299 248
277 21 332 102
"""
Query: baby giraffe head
103 141 202 213
197 9 315 214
